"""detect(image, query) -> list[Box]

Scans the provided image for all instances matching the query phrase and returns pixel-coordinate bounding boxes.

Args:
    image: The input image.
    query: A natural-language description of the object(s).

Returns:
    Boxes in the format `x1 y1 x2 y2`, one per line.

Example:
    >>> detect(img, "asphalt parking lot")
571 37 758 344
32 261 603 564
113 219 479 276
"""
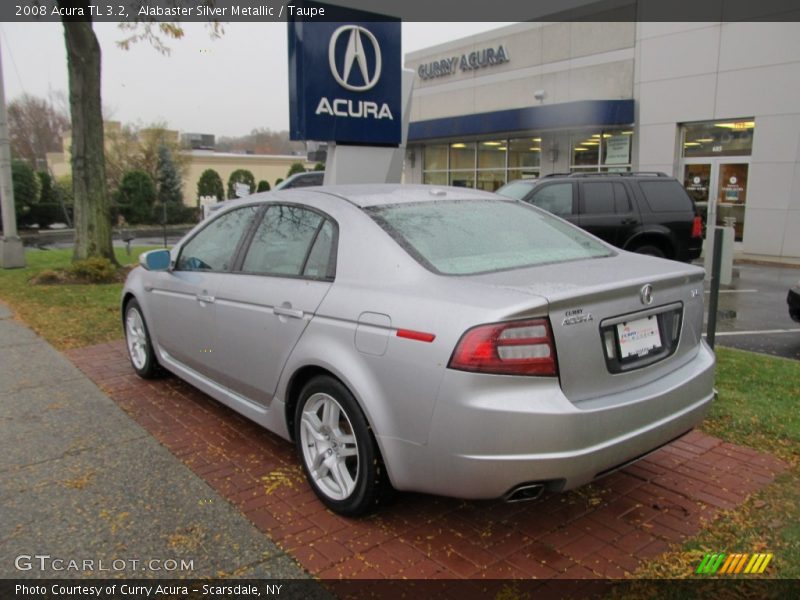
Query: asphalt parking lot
705 262 800 360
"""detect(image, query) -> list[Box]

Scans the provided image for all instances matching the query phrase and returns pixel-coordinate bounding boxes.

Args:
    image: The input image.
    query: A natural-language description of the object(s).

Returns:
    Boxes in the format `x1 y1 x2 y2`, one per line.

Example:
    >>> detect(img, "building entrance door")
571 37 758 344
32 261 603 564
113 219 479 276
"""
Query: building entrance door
682 158 749 246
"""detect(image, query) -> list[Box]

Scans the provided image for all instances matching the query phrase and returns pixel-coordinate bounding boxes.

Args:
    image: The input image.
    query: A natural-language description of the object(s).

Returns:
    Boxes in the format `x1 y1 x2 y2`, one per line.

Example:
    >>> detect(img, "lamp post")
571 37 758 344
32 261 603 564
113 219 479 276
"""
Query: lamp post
0 35 25 268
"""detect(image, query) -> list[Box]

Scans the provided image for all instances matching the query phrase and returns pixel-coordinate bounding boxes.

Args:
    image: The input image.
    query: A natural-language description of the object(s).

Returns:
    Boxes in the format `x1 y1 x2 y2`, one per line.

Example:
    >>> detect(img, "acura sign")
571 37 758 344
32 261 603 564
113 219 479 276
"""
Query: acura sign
288 12 401 145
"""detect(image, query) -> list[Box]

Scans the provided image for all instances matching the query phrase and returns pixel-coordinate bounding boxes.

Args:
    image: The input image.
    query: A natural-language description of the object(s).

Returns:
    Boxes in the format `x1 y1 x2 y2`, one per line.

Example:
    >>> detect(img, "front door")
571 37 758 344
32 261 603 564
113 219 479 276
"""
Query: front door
148 205 260 376
682 158 749 248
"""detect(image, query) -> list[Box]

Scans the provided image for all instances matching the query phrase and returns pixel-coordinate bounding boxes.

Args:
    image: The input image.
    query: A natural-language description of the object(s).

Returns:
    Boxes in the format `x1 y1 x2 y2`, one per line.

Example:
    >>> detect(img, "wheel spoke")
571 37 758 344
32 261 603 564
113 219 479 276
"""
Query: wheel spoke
330 458 355 496
310 447 327 475
301 413 327 442
322 398 340 430
338 445 358 458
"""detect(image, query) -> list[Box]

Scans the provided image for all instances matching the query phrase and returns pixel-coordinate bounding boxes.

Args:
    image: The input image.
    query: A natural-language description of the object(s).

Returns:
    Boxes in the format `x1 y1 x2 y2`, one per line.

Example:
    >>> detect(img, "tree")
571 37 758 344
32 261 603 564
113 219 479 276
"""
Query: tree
227 169 256 199
287 162 306 178
256 180 271 192
11 160 41 223
7 93 70 166
58 6 211 263
114 169 155 225
105 122 188 194
60 8 116 263
156 145 183 205
33 171 66 228
197 169 224 202
275 178 284 187
313 162 326 171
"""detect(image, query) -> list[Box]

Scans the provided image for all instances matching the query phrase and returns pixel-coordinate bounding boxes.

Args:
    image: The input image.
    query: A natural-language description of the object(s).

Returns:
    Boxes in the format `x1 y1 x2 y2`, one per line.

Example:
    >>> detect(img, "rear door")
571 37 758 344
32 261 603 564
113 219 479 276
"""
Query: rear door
577 181 639 247
524 181 578 225
210 204 337 405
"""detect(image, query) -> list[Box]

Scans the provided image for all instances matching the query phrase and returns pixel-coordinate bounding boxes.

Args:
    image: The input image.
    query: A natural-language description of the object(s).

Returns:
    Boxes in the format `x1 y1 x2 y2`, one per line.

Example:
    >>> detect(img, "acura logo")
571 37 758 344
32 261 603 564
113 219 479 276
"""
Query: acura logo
640 284 654 306
328 25 382 92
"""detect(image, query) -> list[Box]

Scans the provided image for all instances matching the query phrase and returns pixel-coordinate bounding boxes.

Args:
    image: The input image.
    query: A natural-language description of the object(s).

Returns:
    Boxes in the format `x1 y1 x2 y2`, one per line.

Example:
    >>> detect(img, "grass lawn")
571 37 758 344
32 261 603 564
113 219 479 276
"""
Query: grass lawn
0 247 157 350
633 347 800 579
1 248 798 578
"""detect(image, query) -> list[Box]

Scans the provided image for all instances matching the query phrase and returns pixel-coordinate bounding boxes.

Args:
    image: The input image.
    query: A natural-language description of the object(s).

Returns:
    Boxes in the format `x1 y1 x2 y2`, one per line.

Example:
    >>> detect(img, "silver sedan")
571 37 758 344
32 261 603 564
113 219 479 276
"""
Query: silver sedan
122 185 715 516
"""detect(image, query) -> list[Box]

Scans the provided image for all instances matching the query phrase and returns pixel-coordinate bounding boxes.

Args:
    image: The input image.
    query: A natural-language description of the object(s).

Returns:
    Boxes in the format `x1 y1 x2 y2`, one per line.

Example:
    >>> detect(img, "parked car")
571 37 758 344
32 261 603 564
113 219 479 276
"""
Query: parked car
204 171 325 219
122 184 715 516
789 283 800 322
497 172 703 262
275 170 324 190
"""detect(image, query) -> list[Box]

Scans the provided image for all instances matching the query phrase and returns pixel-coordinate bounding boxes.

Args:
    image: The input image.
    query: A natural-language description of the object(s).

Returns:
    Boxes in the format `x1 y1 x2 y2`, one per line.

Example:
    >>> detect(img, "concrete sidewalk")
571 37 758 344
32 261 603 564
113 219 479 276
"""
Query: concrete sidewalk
0 302 307 580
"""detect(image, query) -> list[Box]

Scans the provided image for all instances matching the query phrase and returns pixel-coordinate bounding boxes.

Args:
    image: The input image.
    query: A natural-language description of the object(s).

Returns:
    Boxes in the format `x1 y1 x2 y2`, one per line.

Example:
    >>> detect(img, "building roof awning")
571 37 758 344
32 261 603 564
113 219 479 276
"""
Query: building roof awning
408 99 634 142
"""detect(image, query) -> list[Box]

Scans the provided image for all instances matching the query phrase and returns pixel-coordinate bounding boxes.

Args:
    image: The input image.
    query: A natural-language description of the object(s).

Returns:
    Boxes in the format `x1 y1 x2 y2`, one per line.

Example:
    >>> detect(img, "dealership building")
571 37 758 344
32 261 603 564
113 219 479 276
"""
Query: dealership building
402 22 800 261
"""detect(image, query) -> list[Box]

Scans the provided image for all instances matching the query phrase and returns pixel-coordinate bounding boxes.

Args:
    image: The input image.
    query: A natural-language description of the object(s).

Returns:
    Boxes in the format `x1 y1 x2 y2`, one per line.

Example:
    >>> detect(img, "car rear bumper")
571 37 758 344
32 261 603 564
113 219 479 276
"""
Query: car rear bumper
379 341 716 500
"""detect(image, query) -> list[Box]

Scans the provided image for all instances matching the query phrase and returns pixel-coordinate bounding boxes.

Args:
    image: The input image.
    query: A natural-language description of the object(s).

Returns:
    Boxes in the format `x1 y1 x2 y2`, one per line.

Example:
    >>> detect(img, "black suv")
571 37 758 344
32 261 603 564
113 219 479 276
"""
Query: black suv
497 172 703 262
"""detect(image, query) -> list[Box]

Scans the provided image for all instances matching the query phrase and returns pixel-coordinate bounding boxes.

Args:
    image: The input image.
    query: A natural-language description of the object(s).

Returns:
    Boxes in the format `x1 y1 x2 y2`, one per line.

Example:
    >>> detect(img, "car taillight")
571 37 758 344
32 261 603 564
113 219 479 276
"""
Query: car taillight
448 318 558 376
691 216 702 238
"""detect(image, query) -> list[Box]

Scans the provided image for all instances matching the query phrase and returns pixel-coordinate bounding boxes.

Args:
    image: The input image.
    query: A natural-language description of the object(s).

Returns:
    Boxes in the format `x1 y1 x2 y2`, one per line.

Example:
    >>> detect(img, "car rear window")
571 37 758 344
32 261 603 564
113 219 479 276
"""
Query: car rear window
638 180 694 212
496 180 536 201
367 200 612 275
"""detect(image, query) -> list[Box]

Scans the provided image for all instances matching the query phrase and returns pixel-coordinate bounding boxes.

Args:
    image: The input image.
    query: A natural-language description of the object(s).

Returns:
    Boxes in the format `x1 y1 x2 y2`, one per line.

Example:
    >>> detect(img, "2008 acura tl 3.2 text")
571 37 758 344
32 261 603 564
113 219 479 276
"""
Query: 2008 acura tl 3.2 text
122 185 715 516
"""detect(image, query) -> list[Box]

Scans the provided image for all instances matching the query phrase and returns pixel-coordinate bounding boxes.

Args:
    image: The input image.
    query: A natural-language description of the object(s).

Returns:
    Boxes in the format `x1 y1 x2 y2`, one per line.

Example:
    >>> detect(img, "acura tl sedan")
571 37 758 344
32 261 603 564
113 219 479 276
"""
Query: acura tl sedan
122 184 716 516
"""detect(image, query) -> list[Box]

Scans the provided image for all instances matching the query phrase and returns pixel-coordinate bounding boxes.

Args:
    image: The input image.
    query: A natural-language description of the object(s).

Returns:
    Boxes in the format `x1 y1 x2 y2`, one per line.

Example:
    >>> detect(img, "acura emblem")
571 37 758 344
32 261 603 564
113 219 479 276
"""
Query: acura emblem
640 284 654 306
328 25 382 92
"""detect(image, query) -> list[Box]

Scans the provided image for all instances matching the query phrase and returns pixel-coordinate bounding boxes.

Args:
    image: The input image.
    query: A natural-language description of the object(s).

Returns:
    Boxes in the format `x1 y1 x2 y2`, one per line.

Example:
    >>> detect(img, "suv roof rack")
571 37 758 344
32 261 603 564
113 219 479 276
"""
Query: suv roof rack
541 171 669 179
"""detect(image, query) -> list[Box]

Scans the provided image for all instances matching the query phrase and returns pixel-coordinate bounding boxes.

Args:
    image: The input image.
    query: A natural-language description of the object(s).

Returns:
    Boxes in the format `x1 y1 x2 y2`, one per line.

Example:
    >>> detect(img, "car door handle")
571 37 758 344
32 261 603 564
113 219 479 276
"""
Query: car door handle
621 218 639 225
196 294 215 304
273 306 304 319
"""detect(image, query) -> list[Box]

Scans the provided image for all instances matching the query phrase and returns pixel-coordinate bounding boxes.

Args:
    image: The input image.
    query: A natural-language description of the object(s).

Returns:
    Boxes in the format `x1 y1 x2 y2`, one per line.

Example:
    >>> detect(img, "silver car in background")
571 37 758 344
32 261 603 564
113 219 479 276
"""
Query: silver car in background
122 185 715 516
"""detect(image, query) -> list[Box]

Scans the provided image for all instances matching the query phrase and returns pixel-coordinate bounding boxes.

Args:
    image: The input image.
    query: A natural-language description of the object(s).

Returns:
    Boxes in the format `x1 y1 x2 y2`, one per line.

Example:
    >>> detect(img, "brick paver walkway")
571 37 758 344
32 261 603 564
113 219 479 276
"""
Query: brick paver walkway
67 341 787 579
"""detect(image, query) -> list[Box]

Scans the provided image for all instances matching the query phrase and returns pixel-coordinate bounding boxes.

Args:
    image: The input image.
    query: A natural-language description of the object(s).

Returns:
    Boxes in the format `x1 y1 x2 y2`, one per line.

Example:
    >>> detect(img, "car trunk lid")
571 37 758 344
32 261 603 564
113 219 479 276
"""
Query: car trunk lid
465 254 706 403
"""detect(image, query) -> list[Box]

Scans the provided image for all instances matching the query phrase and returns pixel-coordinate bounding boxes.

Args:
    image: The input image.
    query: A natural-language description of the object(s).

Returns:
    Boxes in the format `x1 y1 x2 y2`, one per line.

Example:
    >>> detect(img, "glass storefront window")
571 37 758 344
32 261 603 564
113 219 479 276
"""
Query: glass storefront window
450 142 476 170
449 171 475 188
424 144 448 171
508 138 541 171
478 140 506 169
476 170 505 192
423 171 448 185
421 130 630 188
603 130 632 167
507 168 540 181
682 119 754 157
571 132 602 168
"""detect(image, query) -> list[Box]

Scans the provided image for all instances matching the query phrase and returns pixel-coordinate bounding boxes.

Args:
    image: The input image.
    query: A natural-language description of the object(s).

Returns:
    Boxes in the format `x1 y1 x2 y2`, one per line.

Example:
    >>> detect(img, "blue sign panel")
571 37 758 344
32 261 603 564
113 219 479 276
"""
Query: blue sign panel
288 15 401 146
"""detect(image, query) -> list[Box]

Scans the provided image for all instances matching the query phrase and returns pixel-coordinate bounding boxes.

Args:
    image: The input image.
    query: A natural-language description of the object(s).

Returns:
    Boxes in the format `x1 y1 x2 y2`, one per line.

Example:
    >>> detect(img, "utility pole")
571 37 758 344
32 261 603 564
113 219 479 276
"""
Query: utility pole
0 35 25 268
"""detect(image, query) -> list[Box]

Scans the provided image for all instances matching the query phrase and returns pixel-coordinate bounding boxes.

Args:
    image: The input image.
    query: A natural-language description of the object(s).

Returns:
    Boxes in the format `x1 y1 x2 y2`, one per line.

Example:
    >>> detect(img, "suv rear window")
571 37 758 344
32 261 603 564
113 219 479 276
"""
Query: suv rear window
368 200 612 275
639 180 693 212
496 180 536 201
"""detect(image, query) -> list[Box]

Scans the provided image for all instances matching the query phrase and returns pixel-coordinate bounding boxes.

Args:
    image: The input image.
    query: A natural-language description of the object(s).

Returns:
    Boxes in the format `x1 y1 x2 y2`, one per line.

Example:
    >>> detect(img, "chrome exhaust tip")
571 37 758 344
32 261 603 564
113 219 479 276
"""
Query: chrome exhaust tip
504 483 545 503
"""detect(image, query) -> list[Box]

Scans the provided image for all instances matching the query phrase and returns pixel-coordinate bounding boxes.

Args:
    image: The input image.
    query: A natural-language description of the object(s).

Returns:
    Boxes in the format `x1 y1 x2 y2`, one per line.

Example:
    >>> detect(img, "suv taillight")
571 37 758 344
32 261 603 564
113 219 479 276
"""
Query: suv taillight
448 318 558 376
691 216 703 238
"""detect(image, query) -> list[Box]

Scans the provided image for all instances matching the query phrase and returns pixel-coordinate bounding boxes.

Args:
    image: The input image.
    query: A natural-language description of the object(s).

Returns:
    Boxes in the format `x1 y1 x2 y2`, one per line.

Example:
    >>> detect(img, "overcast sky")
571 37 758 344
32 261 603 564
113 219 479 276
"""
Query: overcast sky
0 22 511 138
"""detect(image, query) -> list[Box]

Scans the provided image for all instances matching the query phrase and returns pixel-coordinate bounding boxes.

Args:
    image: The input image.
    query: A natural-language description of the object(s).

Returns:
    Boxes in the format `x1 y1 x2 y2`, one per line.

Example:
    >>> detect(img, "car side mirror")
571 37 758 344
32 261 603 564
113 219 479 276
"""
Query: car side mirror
140 249 171 271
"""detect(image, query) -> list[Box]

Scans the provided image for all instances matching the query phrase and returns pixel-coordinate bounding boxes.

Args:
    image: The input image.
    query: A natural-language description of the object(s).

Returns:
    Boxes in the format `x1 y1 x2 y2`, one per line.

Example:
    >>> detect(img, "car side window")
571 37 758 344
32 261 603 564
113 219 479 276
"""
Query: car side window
528 183 574 216
303 220 335 278
582 182 616 215
613 182 632 213
176 206 258 272
241 205 332 277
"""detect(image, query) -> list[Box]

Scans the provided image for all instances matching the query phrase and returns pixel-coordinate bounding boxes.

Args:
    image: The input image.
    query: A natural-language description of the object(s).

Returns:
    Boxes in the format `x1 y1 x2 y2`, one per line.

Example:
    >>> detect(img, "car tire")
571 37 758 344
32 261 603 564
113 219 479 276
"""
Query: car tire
633 244 666 259
123 299 162 379
295 375 391 516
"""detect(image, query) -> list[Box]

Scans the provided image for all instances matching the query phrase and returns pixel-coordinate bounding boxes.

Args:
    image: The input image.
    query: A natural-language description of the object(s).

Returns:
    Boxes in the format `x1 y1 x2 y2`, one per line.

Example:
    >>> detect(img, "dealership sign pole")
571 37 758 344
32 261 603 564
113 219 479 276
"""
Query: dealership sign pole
287 3 414 184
